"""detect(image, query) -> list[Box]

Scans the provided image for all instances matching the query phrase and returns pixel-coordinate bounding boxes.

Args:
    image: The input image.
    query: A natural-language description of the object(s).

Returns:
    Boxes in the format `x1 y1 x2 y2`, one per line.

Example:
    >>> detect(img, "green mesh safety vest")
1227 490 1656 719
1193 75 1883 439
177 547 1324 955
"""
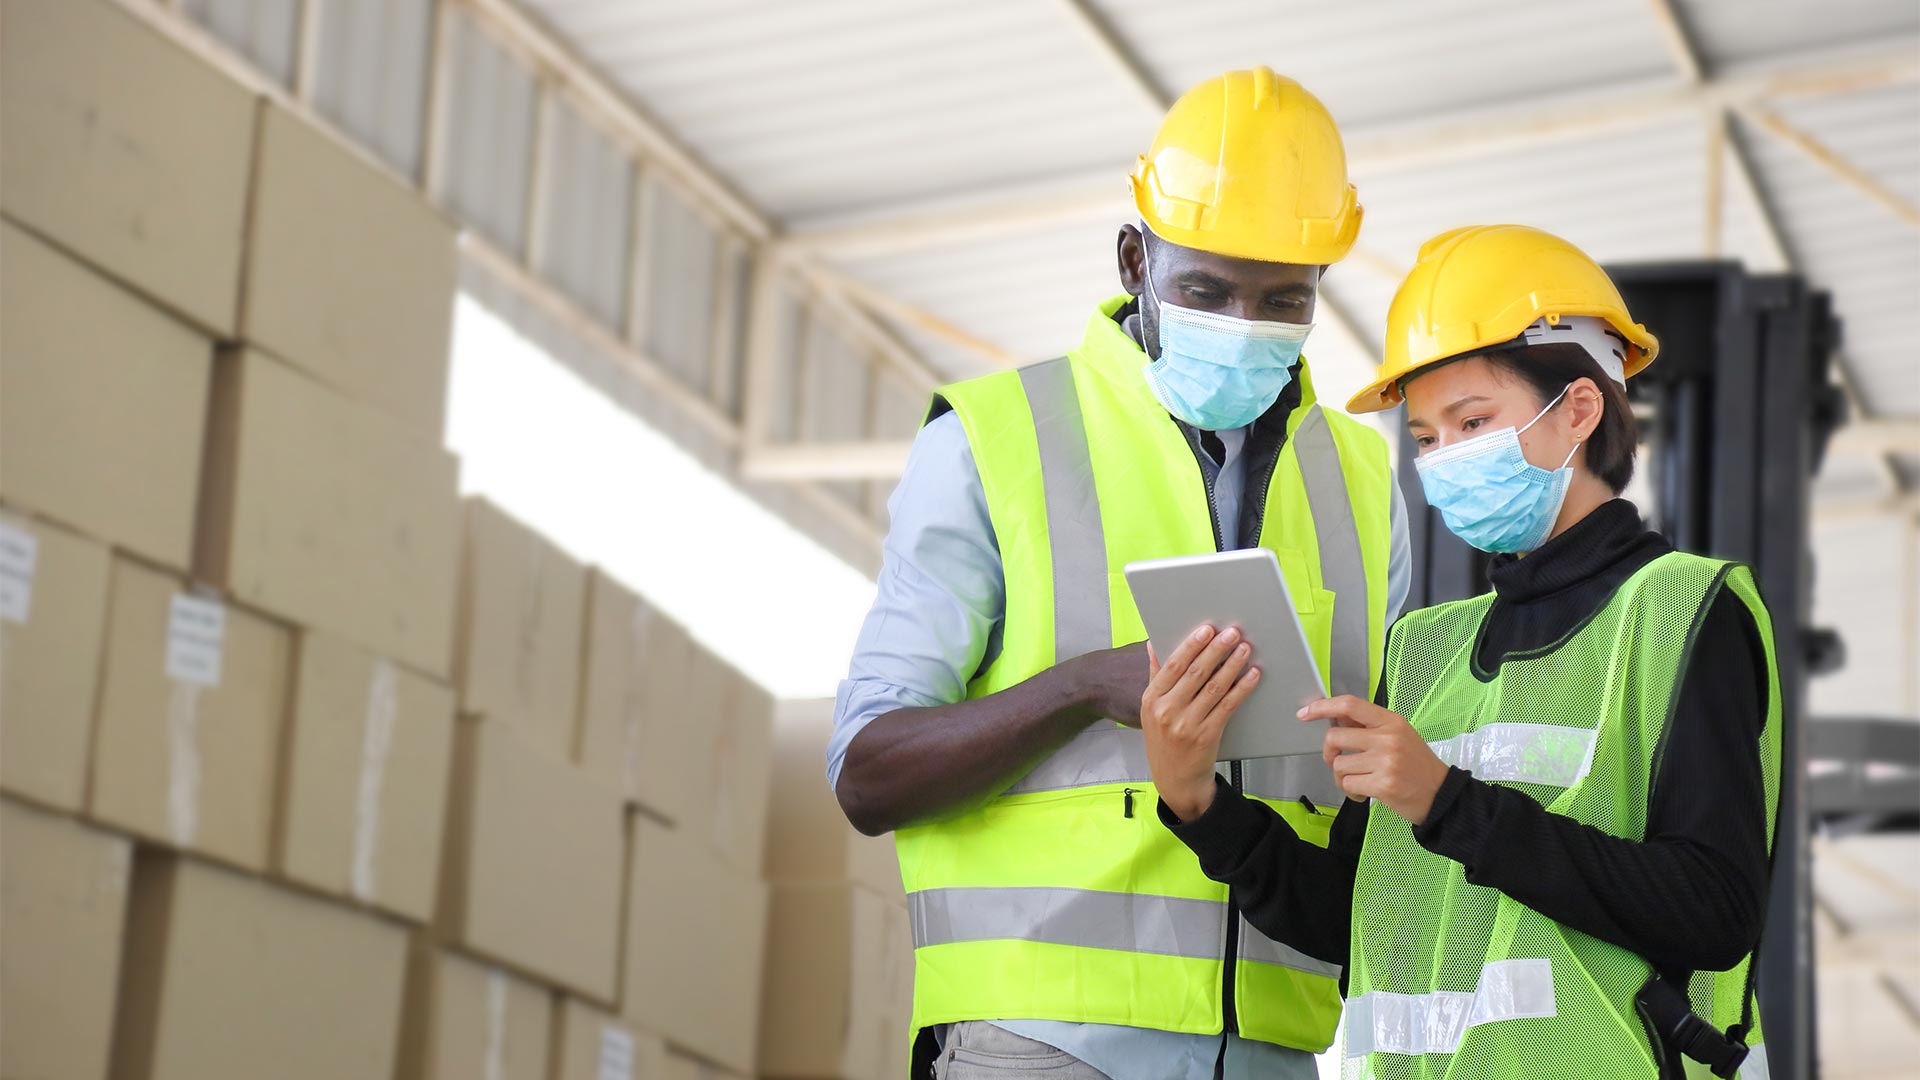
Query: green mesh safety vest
896 296 1396 1052
1347 553 1781 1079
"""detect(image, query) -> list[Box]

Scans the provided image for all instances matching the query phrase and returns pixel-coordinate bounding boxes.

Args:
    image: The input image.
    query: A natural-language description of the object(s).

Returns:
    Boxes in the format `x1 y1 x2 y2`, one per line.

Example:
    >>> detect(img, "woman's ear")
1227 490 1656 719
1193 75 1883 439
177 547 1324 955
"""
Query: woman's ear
1565 377 1605 442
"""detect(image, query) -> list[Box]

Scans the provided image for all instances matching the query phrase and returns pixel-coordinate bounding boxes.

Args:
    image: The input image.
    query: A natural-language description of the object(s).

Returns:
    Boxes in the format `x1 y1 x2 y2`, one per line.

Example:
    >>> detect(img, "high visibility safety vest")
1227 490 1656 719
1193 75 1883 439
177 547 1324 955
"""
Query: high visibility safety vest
896 296 1395 1051
1349 554 1782 1080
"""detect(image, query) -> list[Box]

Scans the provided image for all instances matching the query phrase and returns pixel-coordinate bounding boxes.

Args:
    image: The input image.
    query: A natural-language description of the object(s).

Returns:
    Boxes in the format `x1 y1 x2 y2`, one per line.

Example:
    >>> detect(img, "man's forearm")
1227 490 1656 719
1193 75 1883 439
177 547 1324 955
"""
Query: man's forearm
835 655 1108 836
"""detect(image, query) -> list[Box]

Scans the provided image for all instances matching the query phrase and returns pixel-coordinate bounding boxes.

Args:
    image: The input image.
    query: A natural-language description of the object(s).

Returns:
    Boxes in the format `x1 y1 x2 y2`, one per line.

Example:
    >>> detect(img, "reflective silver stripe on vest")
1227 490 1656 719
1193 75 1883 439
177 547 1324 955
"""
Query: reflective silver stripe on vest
1023 358 1108 661
1342 958 1557 1057
1291 406 1372 701
909 886 1227 960
1004 359 1144 794
1427 723 1599 788
1238 915 1344 979
1740 1043 1770 1080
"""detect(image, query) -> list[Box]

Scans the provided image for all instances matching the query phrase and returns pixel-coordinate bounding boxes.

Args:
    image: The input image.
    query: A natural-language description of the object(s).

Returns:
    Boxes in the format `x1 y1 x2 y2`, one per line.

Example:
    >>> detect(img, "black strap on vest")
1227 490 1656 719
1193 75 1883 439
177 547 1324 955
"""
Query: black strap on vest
1635 969 1751 1078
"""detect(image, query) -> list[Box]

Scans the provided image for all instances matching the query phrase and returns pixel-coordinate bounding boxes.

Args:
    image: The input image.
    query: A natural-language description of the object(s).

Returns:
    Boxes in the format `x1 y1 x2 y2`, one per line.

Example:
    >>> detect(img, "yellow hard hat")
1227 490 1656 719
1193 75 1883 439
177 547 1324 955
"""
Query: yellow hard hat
1129 67 1362 265
1347 224 1660 414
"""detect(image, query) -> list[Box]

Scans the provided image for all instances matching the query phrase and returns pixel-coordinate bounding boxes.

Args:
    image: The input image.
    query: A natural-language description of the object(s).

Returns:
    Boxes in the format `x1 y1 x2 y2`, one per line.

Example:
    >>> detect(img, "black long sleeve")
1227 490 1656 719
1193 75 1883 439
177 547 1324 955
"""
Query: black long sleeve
1413 590 1772 972
1160 776 1366 971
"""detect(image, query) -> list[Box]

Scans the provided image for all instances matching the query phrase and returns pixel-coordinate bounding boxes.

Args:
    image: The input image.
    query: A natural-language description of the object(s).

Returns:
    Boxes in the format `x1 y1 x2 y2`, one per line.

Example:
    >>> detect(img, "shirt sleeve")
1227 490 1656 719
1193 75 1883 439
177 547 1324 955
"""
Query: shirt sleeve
826 412 1005 791
1411 589 1772 973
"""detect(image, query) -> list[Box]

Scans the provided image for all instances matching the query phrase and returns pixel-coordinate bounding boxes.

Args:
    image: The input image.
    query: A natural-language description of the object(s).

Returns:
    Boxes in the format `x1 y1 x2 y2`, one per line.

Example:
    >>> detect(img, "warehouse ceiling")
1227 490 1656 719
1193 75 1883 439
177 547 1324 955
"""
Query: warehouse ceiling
522 0 1918 453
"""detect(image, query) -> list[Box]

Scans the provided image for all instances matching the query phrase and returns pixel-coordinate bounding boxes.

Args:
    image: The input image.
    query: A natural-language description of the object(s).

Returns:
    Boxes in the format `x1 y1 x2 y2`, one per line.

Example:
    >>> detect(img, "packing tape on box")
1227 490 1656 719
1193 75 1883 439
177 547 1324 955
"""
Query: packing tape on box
622 603 653 799
484 968 508 1080
514 541 543 716
711 725 738 858
599 1024 635 1080
166 681 203 847
350 658 400 902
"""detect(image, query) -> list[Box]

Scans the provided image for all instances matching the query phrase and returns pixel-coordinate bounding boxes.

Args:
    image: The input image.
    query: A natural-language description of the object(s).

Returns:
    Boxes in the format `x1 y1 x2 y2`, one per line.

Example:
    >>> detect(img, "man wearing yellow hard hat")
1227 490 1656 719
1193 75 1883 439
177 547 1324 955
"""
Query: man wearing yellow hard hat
829 68 1407 1078
1143 225 1780 1078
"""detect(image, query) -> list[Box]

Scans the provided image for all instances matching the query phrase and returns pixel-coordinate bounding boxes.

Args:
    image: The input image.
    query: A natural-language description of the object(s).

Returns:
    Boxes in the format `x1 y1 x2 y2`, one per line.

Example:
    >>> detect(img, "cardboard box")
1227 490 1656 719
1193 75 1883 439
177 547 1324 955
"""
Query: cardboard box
198 348 460 678
0 511 112 812
90 557 288 870
765 699 903 902
109 852 409 1080
759 883 914 1080
396 941 550 1080
554 998 668 1080
0 220 212 569
0 0 254 334
439 718 624 1002
0 798 132 1080
631 634 774 871
243 103 457 435
456 499 586 760
624 817 768 1074
276 629 455 923
577 571 646 800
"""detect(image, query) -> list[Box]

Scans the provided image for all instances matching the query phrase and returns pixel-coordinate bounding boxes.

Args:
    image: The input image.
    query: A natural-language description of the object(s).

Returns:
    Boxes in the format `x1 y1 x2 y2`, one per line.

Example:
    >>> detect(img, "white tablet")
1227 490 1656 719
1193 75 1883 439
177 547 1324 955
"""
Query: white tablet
1124 548 1330 761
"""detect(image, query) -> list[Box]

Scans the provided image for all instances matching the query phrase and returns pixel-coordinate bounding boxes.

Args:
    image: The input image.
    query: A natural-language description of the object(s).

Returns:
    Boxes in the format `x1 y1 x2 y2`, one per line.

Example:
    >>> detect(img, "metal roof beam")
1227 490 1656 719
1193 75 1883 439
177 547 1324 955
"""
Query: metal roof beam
1054 0 1170 114
1826 420 1920 457
1721 115 1907 496
1736 104 1920 232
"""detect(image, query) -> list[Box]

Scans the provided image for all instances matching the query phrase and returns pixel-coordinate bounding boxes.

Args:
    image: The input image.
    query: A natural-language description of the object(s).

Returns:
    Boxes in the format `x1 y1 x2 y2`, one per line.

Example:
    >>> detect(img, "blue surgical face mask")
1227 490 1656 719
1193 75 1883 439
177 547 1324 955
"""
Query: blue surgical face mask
1139 250 1312 431
1414 385 1579 554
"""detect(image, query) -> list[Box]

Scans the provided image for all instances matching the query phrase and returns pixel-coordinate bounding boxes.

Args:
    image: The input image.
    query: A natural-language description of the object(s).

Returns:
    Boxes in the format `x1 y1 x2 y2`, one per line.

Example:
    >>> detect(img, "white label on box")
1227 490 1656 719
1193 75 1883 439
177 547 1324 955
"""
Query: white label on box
165 593 226 686
598 1025 635 1080
0 521 38 624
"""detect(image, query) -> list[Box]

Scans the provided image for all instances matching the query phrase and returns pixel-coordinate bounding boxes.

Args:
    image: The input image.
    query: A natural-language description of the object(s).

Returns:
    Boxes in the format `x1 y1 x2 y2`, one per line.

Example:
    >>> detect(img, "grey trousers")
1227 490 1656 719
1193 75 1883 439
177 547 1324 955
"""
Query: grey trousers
931 1022 1117 1079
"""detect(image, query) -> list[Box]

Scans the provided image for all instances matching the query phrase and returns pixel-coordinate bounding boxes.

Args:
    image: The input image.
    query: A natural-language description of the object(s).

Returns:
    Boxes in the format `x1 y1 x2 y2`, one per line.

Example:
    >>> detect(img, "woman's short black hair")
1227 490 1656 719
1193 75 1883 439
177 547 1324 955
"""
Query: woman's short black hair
1478 342 1640 494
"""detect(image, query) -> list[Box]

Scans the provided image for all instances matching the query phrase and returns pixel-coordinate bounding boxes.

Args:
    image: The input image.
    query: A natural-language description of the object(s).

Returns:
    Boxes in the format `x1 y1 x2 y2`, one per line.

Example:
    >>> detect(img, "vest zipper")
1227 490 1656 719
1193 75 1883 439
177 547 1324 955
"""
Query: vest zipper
1222 759 1244 1035
1244 428 1288 549
1122 788 1136 818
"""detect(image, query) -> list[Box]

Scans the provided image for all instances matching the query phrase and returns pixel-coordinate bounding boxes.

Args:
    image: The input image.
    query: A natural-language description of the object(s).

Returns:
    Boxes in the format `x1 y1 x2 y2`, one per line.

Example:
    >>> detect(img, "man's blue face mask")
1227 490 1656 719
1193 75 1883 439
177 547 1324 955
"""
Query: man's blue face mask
1139 247 1313 432
1414 384 1579 554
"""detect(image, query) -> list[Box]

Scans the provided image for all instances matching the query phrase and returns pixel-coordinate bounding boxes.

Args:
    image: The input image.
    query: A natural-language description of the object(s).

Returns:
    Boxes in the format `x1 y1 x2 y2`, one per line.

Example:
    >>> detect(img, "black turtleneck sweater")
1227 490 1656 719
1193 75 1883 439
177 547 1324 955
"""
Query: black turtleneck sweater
1162 499 1773 979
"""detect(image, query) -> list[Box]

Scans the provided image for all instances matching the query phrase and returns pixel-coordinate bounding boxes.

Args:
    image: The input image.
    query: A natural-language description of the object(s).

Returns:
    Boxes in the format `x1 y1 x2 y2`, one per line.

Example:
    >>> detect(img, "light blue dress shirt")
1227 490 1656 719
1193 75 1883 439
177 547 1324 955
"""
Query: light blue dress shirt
831 393 1410 1080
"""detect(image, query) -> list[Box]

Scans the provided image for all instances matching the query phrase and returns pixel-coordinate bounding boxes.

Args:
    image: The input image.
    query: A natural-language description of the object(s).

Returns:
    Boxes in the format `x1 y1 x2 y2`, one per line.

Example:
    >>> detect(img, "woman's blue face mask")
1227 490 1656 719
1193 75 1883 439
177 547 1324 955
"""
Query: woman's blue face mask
1414 384 1579 554
1139 249 1313 432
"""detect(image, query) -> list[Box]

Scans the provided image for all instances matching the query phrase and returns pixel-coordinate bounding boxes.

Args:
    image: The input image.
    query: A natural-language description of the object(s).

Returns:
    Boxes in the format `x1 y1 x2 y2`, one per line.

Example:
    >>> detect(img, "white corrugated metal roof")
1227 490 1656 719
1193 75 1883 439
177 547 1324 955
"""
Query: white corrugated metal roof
1679 0 1920 67
501 0 1920 658
1095 0 1678 127
525 0 1152 219
508 0 1915 449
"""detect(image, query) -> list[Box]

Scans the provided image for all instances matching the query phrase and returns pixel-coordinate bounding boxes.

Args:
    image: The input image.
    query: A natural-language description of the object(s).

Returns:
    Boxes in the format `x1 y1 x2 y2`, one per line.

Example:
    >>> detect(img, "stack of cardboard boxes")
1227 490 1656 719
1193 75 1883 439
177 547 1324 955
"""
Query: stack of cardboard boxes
758 703 915 1080
5 0 458 1076
1 3 911 1079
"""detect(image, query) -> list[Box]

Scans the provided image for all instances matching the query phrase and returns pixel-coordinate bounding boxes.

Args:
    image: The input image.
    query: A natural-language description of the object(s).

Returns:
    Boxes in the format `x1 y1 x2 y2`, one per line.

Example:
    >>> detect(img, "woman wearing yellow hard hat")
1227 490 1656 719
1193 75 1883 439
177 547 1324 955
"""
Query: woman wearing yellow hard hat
1140 225 1782 1078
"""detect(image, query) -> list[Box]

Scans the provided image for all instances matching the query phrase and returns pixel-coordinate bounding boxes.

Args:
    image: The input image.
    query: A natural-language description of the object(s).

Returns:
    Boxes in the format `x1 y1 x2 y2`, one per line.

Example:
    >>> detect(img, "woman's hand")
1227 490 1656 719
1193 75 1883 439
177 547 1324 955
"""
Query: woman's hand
1141 625 1261 822
1298 696 1450 825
